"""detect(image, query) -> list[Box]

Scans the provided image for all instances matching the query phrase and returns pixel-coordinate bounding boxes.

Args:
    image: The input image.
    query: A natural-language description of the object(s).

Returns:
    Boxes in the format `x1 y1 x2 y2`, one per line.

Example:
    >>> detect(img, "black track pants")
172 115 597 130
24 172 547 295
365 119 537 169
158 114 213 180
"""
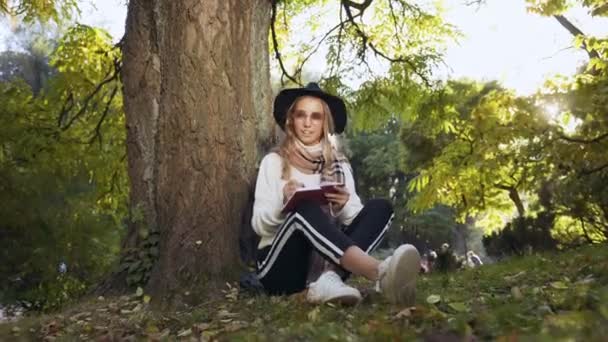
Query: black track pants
256 199 393 295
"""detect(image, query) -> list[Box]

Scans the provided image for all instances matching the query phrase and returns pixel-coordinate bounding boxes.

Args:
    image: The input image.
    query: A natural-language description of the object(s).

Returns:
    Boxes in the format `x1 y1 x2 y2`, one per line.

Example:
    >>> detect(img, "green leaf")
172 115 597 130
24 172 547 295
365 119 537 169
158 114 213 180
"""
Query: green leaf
448 302 469 312
550 281 568 290
307 307 321 322
426 294 441 304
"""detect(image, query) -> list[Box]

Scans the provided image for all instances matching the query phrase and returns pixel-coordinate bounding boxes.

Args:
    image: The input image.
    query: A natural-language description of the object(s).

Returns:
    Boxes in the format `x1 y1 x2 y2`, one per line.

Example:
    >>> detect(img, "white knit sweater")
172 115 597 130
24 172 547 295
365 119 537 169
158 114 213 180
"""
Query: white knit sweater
251 152 364 249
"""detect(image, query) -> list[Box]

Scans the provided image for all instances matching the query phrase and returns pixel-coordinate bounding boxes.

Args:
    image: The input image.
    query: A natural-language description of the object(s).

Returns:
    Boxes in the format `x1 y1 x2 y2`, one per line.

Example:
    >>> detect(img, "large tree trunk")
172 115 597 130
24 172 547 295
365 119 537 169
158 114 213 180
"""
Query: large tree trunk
119 0 274 303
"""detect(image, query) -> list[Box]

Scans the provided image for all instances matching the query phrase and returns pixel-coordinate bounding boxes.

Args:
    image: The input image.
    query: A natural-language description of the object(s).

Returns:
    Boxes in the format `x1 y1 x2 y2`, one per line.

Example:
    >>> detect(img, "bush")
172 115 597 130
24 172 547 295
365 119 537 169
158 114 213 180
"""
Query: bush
483 212 558 257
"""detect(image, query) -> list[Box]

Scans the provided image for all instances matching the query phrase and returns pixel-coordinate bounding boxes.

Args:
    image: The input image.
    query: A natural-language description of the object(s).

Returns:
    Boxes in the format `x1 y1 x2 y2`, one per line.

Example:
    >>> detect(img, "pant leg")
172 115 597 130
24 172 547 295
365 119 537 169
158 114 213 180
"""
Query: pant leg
256 200 356 295
344 198 394 253
330 198 394 280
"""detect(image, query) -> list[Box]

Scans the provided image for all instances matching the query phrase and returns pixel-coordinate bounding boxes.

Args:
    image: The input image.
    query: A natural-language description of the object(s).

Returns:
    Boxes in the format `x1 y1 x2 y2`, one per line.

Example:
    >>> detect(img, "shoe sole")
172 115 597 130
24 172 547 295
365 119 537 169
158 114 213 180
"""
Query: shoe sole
325 293 361 306
307 292 361 306
387 245 421 305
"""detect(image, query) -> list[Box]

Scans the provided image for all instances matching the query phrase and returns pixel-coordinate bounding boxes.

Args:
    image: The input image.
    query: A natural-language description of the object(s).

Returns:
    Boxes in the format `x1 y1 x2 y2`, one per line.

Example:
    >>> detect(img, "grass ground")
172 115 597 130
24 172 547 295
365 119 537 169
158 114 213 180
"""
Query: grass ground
1 244 607 341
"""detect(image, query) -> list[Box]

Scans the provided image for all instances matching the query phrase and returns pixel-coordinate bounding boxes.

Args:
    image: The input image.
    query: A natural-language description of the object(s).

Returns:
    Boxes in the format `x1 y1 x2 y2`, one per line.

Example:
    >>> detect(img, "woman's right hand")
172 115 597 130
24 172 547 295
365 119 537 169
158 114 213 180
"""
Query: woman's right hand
283 179 304 203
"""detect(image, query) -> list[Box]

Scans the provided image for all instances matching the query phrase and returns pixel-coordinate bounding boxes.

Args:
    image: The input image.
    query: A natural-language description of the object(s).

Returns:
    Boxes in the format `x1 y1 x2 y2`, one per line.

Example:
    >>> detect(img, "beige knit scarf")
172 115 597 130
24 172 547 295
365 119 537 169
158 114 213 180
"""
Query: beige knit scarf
283 138 347 186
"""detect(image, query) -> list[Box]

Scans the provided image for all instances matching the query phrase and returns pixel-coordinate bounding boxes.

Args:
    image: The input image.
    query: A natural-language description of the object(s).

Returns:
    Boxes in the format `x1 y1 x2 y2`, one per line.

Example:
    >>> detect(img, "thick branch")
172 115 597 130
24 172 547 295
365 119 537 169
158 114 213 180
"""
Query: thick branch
294 13 363 79
57 92 75 127
554 15 600 60
341 0 432 86
342 0 374 12
89 85 119 145
559 132 608 144
580 163 608 176
270 0 300 85
464 0 486 6
388 0 403 47
329 7 346 77
60 59 122 131
495 183 525 217
580 218 595 244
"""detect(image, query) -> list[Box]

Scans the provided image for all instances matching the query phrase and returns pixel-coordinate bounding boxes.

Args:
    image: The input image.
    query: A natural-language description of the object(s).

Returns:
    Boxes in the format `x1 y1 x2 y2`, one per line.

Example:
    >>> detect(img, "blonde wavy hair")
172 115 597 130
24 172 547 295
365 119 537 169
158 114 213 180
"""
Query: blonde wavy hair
277 95 337 180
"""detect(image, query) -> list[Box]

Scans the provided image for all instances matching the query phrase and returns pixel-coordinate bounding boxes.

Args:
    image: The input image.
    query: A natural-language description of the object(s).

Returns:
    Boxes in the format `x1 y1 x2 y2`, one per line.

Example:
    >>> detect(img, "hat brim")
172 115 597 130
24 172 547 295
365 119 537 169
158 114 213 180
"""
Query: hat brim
273 88 347 134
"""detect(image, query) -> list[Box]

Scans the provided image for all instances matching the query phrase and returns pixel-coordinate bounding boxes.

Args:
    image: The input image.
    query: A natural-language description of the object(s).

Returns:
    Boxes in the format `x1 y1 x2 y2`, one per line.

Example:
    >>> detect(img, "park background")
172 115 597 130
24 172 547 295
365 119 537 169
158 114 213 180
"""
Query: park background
0 0 607 340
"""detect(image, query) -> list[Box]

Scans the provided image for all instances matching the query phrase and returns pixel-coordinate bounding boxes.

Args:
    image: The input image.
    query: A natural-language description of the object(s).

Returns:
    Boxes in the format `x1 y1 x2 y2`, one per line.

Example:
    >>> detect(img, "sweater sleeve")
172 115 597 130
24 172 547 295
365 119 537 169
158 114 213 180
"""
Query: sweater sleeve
335 162 364 225
251 153 286 238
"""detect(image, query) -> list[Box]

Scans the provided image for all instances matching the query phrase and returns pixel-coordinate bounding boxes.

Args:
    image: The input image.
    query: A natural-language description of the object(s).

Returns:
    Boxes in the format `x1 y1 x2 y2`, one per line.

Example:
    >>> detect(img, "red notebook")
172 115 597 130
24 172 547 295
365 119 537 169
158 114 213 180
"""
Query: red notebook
281 183 342 213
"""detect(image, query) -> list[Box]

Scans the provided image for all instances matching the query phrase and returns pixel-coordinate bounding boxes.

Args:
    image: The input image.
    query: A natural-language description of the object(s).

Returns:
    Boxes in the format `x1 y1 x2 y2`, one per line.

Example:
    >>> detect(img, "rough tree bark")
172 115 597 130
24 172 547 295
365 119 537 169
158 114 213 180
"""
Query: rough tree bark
496 184 525 218
119 0 275 303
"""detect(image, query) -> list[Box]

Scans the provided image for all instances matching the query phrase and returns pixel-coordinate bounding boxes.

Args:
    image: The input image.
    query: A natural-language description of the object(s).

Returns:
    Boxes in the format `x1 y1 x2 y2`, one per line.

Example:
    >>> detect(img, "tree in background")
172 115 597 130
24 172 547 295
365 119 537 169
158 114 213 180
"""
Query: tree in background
0 20 126 310
401 0 607 254
525 0 607 245
347 117 460 253
0 24 57 94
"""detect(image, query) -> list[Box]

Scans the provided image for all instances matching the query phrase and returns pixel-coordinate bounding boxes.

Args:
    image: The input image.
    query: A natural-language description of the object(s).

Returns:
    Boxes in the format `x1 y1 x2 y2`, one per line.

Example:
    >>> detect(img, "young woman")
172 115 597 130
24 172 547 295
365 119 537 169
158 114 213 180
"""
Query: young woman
251 82 420 305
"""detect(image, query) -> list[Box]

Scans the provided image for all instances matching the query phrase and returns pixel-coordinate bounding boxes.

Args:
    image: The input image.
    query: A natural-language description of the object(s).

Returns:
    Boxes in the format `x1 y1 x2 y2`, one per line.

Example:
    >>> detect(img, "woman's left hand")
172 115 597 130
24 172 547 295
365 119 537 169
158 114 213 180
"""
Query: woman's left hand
324 185 349 211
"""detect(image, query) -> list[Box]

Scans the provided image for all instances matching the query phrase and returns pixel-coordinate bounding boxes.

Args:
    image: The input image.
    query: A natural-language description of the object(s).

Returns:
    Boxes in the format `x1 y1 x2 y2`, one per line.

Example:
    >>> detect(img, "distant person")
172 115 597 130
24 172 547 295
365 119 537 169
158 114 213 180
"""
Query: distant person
435 243 462 272
58 261 67 274
466 250 483 268
421 250 437 273
251 82 421 306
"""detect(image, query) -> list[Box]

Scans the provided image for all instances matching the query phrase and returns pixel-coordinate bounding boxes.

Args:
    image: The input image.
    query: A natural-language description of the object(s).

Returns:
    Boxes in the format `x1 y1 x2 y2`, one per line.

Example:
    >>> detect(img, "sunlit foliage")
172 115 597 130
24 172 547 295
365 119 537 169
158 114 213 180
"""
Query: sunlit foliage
0 23 126 310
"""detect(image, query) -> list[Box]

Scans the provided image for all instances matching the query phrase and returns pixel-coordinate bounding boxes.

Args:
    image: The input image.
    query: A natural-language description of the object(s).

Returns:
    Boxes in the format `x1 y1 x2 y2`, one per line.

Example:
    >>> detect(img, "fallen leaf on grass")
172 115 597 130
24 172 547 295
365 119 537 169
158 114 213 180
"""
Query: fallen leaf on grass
217 309 237 319
192 323 211 335
393 307 415 319
359 320 381 335
41 320 62 337
448 302 470 312
177 328 192 337
223 282 239 301
308 307 321 322
82 324 93 333
202 329 221 339
575 275 595 285
503 271 526 282
511 286 523 300
542 311 588 332
224 321 249 332
537 304 554 315
147 328 171 341
69 312 90 322
426 294 441 304
550 281 568 289
145 324 159 334
252 318 263 327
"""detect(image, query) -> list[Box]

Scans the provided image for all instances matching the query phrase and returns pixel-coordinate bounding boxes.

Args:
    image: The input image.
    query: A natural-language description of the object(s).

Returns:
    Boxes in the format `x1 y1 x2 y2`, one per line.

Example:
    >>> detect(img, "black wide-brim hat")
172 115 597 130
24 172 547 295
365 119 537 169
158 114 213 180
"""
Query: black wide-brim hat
273 82 347 134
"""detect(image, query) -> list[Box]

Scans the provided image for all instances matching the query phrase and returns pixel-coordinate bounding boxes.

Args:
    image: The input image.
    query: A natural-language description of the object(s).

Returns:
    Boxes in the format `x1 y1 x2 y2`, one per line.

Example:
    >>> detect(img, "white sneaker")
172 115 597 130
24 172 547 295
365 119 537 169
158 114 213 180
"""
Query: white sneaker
377 244 421 305
307 271 362 306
